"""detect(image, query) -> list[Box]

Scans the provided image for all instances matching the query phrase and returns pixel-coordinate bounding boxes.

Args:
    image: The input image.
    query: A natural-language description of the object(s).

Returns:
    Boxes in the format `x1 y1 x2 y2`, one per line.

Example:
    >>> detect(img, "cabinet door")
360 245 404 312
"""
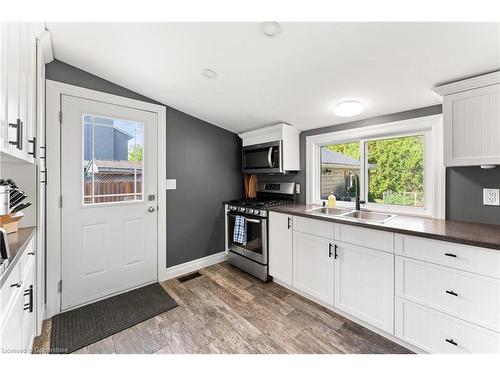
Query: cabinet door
21 259 36 351
443 84 500 166
0 23 9 150
293 231 334 305
334 241 394 334
268 212 293 285
7 23 21 154
0 289 23 353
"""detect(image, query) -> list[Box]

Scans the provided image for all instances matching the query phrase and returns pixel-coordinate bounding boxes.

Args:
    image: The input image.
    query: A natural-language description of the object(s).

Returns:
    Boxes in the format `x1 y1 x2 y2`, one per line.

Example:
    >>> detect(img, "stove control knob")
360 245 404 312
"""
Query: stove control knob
239 207 245 212
248 209 254 214
254 209 260 215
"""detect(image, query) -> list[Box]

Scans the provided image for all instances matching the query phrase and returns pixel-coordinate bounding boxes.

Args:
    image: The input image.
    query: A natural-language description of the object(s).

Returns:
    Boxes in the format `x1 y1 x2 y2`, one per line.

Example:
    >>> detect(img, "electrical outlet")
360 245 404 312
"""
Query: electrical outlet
483 188 500 206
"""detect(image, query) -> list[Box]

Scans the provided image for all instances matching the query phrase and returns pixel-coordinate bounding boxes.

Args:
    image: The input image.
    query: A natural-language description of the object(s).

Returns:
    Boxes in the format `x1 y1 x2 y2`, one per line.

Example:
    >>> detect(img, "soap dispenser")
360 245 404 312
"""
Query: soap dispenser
327 192 336 208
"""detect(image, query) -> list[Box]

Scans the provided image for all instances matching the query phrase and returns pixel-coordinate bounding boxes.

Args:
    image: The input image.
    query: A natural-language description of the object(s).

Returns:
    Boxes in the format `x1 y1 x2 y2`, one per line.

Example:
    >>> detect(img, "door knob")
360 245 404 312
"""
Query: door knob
148 206 156 213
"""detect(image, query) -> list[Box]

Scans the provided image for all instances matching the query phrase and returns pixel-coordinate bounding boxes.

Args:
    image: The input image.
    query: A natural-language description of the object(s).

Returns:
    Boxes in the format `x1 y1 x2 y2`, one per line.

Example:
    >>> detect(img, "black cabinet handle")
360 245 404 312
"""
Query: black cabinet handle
445 253 457 258
446 290 458 297
9 119 23 150
328 243 333 257
334 244 338 259
28 137 36 157
28 251 35 256
10 281 22 288
39 146 46 160
445 338 458 346
287 217 291 229
23 285 33 313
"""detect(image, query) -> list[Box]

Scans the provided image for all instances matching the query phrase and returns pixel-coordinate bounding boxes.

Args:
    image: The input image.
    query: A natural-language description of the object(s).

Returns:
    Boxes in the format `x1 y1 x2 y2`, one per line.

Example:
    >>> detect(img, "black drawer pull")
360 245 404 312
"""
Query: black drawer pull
10 282 22 288
446 290 458 297
28 251 35 256
328 243 333 257
445 338 458 346
334 244 338 259
8 119 23 150
287 217 291 229
445 253 457 258
28 137 36 157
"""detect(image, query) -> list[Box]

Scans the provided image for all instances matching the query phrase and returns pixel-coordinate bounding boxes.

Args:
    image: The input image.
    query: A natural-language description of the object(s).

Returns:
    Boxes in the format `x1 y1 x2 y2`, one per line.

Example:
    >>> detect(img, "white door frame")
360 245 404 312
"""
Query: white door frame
45 80 167 318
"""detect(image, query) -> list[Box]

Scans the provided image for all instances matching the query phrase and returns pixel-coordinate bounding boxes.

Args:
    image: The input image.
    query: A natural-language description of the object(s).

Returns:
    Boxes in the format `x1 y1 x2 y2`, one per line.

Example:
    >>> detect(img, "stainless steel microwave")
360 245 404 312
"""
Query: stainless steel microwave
242 141 282 174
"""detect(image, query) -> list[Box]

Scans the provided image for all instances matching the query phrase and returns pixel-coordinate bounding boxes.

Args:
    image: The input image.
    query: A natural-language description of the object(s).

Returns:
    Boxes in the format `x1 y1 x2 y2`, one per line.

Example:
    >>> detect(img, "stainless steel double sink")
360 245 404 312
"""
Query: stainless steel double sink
308 206 396 224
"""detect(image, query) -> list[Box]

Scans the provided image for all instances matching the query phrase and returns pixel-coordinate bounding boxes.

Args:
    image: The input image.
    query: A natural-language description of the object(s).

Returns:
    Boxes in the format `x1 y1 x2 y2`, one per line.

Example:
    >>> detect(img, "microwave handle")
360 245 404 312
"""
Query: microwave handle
267 146 274 168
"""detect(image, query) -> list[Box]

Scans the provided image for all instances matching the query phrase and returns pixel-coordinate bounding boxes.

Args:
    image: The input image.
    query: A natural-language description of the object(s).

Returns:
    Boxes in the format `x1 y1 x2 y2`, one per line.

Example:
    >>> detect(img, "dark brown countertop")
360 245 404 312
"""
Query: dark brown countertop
269 204 500 251
0 226 36 287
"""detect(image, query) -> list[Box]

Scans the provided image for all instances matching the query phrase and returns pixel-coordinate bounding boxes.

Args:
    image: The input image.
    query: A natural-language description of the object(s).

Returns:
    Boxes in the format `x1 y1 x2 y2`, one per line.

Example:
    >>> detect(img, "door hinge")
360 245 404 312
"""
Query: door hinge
58 280 62 293
59 111 63 124
58 196 63 208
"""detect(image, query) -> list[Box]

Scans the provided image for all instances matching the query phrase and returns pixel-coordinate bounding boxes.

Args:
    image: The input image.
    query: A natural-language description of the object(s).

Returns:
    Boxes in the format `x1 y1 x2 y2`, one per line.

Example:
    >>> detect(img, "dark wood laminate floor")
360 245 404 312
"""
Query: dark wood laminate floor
32 262 412 354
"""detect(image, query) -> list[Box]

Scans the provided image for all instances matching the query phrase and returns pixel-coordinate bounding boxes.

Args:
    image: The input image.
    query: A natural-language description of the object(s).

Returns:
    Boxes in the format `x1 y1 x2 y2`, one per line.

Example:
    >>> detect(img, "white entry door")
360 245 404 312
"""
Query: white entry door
61 95 158 310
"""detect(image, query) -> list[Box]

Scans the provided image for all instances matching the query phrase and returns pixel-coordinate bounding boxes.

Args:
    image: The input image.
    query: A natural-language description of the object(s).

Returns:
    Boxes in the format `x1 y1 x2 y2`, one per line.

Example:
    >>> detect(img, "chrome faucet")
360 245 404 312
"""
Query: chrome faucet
347 173 365 211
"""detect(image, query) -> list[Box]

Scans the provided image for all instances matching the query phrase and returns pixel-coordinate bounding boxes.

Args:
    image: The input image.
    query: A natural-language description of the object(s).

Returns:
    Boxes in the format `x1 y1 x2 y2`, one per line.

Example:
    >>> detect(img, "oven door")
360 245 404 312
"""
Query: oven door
226 212 267 264
242 141 282 174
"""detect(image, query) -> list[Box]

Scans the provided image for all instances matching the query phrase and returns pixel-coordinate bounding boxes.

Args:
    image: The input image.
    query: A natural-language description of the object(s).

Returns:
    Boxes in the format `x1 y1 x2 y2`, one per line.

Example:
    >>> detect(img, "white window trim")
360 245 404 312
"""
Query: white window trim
306 114 445 218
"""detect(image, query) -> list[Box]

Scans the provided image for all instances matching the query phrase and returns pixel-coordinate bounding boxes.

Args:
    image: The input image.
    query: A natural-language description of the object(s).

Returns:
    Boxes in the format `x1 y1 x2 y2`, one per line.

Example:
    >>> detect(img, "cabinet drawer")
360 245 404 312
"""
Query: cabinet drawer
335 224 393 253
395 256 500 332
395 234 500 279
1 262 21 317
293 216 334 239
395 297 500 353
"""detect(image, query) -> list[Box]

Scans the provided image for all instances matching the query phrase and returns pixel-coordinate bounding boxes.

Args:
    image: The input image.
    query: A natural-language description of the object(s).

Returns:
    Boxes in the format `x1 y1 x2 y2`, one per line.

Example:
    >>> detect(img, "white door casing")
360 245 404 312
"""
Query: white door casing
60 95 158 310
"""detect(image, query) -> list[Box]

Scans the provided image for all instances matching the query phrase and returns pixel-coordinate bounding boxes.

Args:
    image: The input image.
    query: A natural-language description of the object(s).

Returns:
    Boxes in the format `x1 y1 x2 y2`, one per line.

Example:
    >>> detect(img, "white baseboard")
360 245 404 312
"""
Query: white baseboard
161 251 228 282
272 277 425 354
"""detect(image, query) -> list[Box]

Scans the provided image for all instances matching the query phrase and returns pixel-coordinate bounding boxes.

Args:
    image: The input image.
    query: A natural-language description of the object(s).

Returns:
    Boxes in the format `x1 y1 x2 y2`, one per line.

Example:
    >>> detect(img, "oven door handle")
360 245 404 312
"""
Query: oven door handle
267 146 274 168
227 213 262 224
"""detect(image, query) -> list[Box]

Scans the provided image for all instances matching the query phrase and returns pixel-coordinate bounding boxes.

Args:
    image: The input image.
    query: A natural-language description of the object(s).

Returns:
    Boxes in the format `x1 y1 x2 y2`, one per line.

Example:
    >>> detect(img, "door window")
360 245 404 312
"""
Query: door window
82 114 144 205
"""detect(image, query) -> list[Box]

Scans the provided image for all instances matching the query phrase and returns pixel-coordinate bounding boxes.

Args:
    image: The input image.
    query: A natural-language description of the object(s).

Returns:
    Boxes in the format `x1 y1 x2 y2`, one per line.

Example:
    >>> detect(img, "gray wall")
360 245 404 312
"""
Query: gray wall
446 167 500 225
265 105 443 204
46 60 242 267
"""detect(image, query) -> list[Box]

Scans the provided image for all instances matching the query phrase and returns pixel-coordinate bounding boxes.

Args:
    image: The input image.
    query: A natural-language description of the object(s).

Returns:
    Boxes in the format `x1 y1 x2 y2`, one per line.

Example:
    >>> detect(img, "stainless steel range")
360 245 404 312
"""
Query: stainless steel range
226 182 295 281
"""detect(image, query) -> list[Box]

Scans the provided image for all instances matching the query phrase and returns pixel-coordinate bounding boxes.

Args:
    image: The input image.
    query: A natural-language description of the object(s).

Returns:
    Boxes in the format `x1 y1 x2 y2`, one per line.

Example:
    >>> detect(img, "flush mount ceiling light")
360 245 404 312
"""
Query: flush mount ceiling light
260 22 281 38
202 68 218 79
334 101 364 117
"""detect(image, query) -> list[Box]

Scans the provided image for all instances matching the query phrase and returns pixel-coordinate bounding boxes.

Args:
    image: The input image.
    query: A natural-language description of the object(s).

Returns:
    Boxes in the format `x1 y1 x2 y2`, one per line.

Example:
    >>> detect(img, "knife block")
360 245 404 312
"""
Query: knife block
0 212 25 234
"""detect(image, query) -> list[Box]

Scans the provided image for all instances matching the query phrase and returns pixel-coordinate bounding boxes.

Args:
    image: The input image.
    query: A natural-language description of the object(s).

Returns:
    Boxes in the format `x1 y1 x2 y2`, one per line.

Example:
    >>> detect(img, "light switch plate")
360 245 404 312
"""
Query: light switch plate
483 188 500 206
166 179 177 190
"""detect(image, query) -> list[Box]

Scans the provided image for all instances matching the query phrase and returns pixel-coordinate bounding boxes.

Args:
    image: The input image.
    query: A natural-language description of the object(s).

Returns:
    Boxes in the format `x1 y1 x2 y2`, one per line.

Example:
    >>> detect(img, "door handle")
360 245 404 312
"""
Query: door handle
446 290 458 297
148 206 156 213
329 243 333 257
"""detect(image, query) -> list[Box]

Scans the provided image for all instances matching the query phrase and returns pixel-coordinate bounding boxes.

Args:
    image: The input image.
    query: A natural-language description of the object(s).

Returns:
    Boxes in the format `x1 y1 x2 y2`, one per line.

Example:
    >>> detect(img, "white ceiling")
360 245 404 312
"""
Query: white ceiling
46 22 500 133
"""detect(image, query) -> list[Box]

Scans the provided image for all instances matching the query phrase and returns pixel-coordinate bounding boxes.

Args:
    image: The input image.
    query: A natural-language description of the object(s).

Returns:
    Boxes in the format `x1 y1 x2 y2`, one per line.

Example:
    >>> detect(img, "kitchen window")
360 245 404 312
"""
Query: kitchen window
307 115 444 217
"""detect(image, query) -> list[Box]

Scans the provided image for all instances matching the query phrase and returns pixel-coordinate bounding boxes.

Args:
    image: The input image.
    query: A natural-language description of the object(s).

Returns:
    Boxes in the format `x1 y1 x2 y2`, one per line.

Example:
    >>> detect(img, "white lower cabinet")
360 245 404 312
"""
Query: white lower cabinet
268 212 293 285
395 297 500 353
0 244 36 353
395 256 500 332
293 231 334 305
334 241 394 334
269 213 500 353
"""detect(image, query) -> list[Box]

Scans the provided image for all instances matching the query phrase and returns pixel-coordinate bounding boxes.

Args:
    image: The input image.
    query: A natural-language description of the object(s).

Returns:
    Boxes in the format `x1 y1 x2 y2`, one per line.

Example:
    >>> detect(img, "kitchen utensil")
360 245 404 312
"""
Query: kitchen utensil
11 202 31 213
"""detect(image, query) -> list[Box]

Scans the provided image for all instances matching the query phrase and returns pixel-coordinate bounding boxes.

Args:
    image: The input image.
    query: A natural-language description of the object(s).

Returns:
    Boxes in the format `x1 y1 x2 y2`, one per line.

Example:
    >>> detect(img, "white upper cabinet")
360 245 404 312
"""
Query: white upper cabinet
1 22 46 163
433 71 500 167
